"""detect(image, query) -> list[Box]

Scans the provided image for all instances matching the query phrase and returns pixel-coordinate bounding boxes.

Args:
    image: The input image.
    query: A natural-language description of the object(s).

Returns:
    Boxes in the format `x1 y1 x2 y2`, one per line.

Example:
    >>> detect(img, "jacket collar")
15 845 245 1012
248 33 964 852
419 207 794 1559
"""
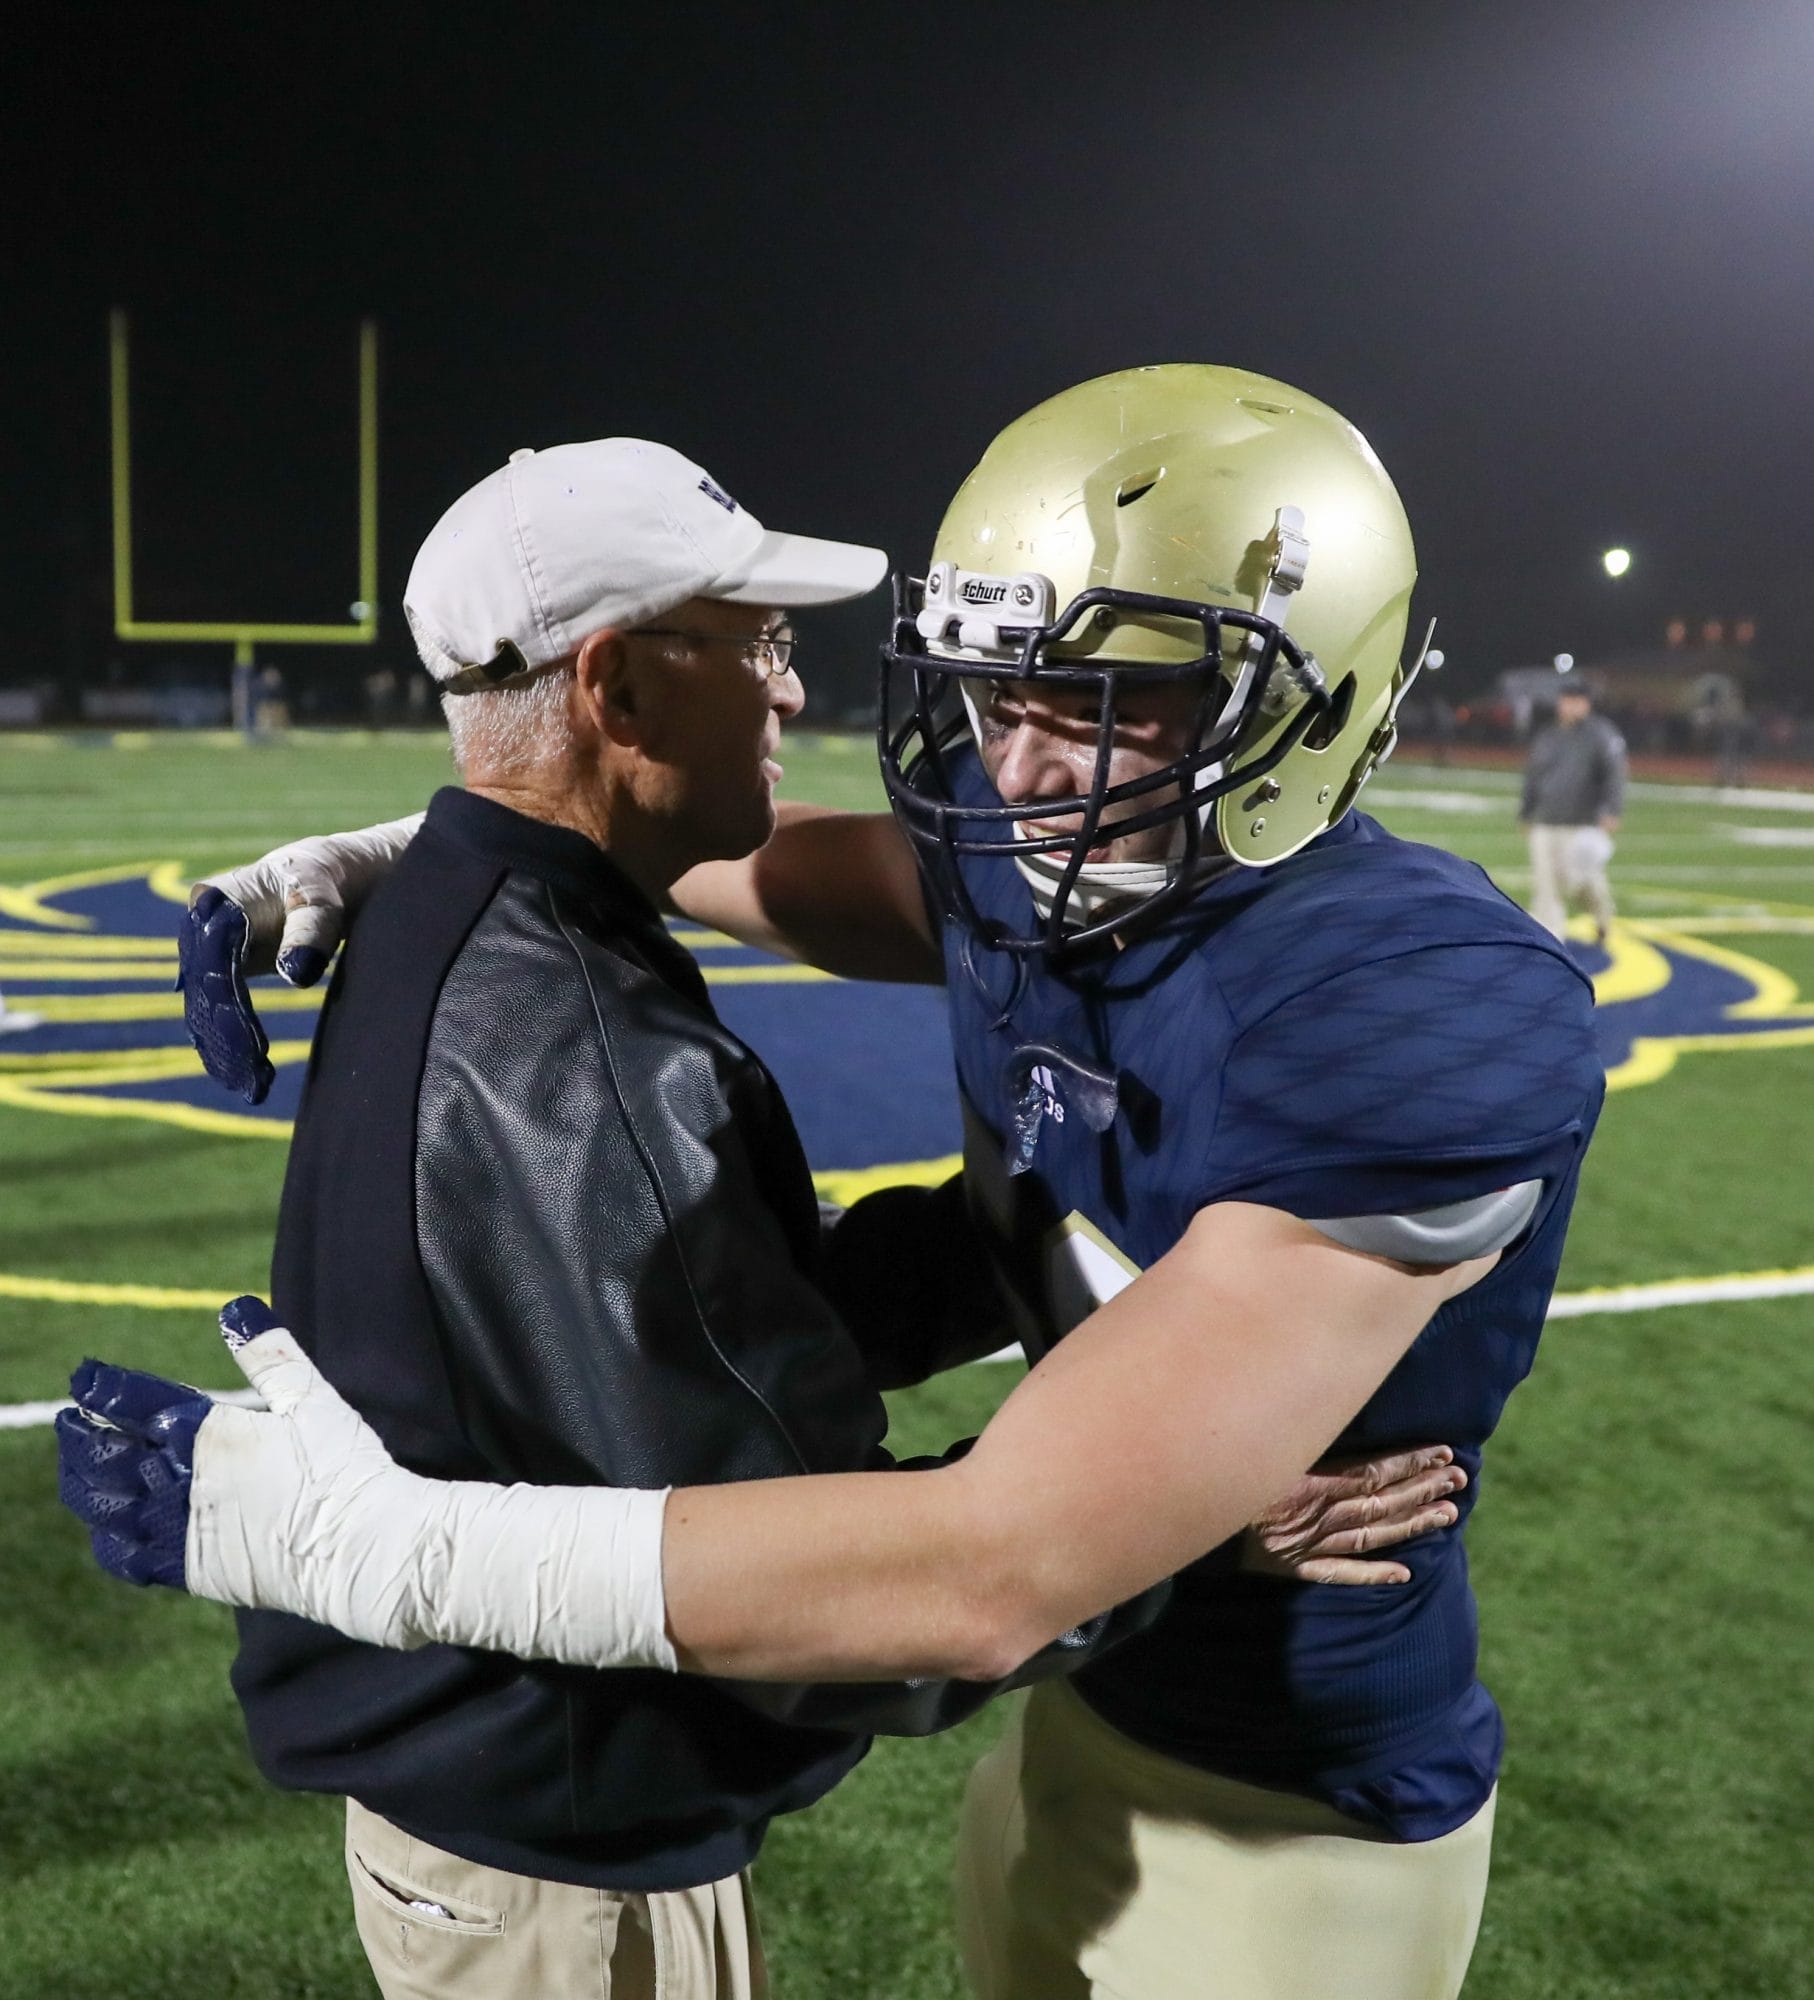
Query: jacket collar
425 786 670 941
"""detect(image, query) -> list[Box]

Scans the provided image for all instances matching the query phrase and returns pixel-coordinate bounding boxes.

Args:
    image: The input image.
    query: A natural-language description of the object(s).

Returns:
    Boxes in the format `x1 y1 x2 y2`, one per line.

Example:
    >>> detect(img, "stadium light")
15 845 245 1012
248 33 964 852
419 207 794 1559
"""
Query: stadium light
1602 547 1632 578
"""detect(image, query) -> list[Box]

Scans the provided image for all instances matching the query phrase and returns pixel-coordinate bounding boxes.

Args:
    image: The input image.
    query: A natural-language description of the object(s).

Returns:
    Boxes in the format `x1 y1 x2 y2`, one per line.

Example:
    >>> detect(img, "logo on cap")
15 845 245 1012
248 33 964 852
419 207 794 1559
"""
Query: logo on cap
698 476 739 515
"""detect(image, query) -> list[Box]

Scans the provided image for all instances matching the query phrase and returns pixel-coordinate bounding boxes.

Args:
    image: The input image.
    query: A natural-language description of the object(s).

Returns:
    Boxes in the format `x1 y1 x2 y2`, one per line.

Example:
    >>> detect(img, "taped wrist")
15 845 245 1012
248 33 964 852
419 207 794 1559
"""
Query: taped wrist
416 1481 677 1671
187 1383 674 1669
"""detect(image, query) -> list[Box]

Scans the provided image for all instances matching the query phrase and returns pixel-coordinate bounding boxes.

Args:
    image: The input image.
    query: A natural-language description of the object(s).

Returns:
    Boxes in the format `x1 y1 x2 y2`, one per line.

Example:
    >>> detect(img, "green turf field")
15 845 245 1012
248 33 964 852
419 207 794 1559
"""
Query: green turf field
2 732 1810 1998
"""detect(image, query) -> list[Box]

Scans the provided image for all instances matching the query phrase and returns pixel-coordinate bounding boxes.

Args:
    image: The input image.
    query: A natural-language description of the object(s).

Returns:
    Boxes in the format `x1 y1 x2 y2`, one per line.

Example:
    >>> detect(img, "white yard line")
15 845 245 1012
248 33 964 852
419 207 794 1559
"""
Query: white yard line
961 1265 1814 1363
7 1283 1813 1426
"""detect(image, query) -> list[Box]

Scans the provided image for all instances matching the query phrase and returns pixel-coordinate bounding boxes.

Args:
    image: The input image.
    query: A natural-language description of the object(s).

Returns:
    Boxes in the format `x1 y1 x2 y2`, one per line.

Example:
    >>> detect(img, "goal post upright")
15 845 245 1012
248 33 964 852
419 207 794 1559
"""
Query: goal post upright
106 311 381 733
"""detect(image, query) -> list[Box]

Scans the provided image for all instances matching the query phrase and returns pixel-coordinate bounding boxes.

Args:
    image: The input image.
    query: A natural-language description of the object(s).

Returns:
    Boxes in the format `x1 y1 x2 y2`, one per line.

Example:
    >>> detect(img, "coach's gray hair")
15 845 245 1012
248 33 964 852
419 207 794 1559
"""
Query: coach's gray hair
440 663 579 779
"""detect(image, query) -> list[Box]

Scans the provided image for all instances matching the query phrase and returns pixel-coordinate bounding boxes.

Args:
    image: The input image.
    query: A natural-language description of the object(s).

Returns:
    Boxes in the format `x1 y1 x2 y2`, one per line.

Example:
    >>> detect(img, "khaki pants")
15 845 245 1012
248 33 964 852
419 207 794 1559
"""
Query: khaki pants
345 1799 767 2000
955 1684 1495 2000
1527 822 1615 941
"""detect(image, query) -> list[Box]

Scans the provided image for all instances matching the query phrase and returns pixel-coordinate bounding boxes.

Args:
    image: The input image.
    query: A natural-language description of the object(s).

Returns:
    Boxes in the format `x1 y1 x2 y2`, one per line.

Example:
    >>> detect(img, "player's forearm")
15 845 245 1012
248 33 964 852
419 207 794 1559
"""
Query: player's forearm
660 1456 1060 1683
670 806 943 983
662 1215 1475 1684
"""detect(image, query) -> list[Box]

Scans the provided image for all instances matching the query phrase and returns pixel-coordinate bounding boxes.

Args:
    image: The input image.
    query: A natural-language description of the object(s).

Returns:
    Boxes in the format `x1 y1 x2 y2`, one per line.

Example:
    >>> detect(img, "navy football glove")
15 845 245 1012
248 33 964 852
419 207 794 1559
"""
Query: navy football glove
57 1358 216 1590
176 887 278 1105
56 1298 288 1591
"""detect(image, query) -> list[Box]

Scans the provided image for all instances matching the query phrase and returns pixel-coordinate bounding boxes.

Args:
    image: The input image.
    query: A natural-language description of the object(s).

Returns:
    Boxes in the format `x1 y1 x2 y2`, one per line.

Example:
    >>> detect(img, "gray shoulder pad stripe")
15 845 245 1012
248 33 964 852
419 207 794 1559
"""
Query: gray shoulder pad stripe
1307 1179 1544 1265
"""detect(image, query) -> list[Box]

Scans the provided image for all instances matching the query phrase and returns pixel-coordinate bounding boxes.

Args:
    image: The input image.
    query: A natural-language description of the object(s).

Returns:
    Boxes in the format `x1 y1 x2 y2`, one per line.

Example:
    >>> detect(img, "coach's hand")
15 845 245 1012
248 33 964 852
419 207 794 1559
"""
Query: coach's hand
57 1297 436 1649
1241 1444 1467 1585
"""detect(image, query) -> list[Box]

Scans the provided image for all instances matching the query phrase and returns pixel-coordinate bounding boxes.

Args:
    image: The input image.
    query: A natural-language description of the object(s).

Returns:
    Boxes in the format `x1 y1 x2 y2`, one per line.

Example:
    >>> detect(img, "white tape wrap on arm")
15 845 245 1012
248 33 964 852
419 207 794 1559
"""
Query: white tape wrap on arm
200 813 425 977
186 1326 677 1671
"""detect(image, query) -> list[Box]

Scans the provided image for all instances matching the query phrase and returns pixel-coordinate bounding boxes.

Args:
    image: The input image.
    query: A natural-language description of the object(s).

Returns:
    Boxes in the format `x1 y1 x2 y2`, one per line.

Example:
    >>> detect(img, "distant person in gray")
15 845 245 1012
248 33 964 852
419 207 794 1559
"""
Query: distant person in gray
1519 682 1626 946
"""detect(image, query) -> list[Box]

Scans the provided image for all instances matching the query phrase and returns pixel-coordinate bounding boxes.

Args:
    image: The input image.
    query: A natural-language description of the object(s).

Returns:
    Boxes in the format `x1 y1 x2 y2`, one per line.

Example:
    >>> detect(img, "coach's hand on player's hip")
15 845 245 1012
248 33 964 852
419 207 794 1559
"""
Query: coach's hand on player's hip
1241 1444 1468 1585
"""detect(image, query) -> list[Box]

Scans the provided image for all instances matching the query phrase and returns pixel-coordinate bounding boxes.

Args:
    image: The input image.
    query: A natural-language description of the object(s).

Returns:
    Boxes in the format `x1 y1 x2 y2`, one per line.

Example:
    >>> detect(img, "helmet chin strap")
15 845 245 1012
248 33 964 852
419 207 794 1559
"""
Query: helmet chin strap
1012 844 1179 929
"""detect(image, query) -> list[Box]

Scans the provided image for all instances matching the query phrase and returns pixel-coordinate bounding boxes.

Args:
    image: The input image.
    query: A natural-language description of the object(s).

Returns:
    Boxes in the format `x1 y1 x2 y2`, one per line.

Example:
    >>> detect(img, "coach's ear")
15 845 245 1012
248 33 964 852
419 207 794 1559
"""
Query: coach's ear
574 630 642 749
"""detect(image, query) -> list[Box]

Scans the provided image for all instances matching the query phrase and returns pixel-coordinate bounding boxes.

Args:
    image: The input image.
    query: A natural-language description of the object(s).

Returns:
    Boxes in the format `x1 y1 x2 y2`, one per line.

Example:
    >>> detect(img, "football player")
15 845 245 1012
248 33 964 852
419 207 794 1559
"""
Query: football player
63 367 1601 1999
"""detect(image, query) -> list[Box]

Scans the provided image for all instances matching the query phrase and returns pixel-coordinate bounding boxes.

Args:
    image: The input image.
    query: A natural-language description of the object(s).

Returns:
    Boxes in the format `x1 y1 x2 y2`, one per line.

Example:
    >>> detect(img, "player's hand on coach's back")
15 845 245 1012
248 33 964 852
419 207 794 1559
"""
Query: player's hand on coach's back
177 817 422 1104
58 1297 437 1648
57 1299 678 1671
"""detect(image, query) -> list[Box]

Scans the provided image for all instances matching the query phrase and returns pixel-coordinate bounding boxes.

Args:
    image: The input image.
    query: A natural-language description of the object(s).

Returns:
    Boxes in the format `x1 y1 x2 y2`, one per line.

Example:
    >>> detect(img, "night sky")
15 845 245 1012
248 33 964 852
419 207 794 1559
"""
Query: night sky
8 0 1812 712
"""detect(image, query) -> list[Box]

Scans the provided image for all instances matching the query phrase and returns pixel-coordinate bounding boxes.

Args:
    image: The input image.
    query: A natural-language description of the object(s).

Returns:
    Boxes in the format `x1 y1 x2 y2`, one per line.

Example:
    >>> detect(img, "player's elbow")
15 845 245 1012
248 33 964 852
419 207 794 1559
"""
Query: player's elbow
939 1595 1061 1684
937 1498 1100 1681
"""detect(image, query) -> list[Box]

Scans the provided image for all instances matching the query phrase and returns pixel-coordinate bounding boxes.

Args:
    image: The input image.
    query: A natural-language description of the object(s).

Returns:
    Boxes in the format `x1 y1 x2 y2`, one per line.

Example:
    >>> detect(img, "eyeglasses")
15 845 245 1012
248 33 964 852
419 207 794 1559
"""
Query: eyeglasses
630 624 798 680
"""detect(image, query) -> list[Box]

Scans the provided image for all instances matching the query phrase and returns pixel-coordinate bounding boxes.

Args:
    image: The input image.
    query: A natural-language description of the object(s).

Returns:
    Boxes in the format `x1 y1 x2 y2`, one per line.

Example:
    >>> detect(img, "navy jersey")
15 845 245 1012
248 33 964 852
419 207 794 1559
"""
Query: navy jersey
941 768 1602 1841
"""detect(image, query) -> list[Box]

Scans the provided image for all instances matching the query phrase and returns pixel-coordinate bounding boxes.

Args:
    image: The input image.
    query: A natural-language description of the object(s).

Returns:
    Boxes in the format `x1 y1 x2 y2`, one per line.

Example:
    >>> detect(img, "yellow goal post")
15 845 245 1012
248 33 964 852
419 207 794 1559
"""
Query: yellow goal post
108 309 379 674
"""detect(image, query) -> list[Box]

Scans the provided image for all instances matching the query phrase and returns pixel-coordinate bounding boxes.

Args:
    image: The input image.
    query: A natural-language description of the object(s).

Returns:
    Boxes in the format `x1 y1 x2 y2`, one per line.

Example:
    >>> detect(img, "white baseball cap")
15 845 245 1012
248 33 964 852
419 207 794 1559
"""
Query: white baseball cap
405 438 889 692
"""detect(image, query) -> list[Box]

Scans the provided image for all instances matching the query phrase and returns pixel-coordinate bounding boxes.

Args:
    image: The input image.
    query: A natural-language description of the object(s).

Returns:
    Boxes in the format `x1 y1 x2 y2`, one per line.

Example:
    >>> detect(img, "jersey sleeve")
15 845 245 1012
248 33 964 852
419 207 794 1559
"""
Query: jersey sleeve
1197 941 1602 1223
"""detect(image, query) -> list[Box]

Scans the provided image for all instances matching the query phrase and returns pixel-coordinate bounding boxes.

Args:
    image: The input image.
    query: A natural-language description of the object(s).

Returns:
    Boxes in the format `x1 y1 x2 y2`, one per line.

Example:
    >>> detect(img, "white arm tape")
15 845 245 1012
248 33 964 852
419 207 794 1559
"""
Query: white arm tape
417 1480 675 1669
186 1327 676 1671
201 813 426 976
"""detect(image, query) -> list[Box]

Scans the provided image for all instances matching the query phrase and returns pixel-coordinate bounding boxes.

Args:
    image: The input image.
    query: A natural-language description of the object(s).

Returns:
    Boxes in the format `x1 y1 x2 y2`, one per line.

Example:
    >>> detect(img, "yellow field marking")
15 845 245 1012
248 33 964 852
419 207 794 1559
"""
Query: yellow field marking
146 861 195 905
1601 919 1814 1090
0 1048 204 1082
1641 926 1814 1020
0 960 180 981
1587 926 1672 1005
1606 1026 1814 1089
0 1041 310 1091
0 1077 295 1139
10 986 323 1026
667 927 739 949
6 972 823 1019
702 964 837 985
0 1048 190 1076
811 1155 960 1207
7 1252 1807 1430
0 1042 312 1079
0 931 174 959
0 1271 230 1310
0 858 196 932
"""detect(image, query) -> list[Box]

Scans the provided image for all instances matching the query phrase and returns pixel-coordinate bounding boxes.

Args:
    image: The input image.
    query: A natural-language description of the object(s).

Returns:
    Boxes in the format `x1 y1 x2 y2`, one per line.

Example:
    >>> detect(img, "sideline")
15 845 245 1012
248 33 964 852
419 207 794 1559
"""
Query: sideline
6 1261 1811 1427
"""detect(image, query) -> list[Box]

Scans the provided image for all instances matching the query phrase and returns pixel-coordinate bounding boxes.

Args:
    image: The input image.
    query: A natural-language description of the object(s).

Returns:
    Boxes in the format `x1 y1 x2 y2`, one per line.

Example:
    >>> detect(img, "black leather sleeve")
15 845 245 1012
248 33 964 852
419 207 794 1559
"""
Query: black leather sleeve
817 1175 1017 1389
415 875 888 1489
415 873 1161 1735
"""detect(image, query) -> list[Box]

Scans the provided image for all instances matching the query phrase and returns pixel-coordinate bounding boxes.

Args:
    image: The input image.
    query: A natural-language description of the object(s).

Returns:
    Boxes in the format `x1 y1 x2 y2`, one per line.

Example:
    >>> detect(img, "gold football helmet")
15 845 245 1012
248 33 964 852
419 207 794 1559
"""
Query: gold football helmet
880 364 1430 954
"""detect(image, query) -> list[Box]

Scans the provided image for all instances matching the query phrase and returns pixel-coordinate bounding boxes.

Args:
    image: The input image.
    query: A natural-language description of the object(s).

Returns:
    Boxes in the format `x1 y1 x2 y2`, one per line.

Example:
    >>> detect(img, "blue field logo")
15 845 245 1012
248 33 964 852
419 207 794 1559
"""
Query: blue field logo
3 866 1812 1158
0 864 960 1199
